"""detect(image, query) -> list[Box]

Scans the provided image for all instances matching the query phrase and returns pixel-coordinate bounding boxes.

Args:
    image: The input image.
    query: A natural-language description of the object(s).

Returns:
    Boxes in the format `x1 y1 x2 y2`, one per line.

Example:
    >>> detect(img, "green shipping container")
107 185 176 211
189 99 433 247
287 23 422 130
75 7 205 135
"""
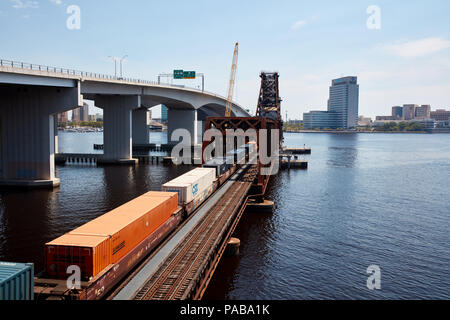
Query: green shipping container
0 262 34 300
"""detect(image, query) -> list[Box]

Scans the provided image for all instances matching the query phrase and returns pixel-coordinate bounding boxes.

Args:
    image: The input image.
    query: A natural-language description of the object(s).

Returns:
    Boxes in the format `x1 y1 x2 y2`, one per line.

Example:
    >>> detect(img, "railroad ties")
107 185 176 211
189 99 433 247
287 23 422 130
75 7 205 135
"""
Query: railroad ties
132 165 258 300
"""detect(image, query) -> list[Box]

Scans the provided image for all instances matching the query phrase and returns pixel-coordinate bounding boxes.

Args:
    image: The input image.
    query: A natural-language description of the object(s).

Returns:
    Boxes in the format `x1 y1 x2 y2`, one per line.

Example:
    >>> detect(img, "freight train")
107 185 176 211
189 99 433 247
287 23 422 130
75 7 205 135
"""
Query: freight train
35 143 258 300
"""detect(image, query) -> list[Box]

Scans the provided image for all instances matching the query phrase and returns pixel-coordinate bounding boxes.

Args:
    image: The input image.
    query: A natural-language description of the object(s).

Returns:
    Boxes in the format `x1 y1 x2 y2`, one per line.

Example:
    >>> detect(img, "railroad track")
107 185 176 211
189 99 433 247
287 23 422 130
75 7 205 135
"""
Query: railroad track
133 166 257 300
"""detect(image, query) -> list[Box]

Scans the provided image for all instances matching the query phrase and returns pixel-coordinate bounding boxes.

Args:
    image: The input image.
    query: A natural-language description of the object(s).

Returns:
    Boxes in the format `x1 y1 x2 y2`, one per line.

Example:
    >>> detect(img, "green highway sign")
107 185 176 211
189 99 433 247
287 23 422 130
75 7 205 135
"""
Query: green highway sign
183 71 196 79
174 70 184 79
173 70 196 79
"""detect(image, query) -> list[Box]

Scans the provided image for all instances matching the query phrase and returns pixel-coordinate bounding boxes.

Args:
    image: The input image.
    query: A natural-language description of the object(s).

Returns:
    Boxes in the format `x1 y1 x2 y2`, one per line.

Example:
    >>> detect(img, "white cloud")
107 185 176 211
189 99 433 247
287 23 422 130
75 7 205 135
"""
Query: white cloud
380 37 450 58
10 0 39 9
291 20 307 30
50 0 62 5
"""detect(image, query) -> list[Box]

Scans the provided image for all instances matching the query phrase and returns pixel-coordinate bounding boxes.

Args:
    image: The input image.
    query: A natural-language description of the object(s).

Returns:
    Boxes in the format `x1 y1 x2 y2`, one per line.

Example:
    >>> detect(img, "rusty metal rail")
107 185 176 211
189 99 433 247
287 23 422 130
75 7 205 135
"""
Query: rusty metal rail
132 166 257 300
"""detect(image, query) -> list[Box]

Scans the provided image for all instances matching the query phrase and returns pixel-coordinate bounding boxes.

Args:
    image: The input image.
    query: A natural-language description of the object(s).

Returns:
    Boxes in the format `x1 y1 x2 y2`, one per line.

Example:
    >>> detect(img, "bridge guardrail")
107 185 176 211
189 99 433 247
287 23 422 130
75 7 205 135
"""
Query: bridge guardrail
0 58 240 108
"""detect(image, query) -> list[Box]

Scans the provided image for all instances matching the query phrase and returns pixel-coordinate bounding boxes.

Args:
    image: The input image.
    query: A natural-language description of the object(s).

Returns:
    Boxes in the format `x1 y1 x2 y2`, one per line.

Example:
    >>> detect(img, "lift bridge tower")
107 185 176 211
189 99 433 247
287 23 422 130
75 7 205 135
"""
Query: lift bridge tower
202 71 283 199
256 72 283 144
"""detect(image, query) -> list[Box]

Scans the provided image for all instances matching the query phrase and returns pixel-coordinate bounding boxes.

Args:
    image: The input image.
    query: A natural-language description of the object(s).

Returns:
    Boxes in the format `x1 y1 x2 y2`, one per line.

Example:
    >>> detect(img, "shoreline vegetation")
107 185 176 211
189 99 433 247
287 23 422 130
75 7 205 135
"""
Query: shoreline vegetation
283 121 450 134
58 121 104 128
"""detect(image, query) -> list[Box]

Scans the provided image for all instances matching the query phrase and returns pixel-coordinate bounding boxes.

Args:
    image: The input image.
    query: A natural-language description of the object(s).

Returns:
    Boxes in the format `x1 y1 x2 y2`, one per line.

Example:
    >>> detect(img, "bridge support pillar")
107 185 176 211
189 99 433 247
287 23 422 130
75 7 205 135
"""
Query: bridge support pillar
54 115 59 154
0 86 81 188
95 95 140 165
132 107 150 146
167 108 198 146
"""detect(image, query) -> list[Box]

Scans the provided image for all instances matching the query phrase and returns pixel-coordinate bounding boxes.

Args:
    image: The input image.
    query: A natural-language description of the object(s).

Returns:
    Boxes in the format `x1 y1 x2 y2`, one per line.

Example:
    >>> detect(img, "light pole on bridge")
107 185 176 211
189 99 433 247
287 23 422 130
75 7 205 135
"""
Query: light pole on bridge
108 55 128 79
119 55 128 79
108 56 117 78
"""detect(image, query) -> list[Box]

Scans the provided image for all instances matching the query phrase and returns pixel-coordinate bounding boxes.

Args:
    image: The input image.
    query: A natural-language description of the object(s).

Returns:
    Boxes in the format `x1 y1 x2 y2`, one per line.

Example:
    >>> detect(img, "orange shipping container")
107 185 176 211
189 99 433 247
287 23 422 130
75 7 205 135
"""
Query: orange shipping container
45 191 178 280
46 234 110 280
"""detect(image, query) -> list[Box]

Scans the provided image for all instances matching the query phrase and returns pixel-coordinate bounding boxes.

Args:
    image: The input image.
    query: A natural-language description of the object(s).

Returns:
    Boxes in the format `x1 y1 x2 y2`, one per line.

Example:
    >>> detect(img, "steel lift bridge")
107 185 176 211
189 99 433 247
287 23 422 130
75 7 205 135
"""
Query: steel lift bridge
108 72 282 301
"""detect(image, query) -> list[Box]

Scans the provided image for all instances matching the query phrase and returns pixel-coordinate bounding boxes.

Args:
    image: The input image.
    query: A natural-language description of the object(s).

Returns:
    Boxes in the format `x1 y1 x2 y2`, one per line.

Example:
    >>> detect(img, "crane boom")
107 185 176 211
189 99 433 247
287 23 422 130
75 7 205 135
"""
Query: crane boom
225 42 239 117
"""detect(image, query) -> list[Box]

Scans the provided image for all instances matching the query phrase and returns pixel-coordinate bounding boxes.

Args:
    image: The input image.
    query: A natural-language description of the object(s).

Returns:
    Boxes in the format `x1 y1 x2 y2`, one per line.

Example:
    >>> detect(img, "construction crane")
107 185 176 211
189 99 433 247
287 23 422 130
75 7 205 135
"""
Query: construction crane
225 42 239 117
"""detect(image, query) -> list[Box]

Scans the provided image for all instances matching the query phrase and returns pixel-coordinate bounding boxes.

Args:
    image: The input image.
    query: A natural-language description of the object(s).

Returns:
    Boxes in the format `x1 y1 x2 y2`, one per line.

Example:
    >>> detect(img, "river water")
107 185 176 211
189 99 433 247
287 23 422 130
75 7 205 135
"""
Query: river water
1 131 449 299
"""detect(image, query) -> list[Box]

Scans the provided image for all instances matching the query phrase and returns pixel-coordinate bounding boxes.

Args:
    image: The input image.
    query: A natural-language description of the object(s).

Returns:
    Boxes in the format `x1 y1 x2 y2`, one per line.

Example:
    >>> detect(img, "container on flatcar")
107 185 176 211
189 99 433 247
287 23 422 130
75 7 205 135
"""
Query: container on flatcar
162 168 215 205
45 191 178 280
203 157 228 177
0 262 34 300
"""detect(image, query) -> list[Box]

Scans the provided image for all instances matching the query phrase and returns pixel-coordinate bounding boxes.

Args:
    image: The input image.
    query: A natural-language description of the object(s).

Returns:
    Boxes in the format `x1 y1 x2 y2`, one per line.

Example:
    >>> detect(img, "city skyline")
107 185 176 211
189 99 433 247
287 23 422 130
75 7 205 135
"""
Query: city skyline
1 1 449 119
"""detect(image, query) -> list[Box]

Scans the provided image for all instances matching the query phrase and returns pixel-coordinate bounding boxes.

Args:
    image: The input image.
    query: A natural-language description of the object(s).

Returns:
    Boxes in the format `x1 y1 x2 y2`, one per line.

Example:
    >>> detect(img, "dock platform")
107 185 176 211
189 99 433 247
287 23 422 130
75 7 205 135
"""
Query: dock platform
282 147 311 154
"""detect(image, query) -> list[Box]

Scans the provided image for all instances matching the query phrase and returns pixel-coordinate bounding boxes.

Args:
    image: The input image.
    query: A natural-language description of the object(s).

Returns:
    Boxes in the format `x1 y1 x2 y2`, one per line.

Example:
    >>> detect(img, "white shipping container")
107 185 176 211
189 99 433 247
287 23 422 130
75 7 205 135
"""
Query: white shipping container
162 168 215 204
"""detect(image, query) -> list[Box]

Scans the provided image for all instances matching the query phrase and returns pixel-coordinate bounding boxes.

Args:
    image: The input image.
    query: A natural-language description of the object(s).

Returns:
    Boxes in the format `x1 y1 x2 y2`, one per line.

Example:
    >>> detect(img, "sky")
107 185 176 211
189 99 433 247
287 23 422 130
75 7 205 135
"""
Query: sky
1 0 450 119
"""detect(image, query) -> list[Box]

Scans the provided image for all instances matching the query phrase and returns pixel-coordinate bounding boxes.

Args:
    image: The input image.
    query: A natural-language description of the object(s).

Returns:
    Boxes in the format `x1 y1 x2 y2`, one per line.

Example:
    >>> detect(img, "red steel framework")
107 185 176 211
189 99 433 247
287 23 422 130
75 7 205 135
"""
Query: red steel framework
202 72 283 200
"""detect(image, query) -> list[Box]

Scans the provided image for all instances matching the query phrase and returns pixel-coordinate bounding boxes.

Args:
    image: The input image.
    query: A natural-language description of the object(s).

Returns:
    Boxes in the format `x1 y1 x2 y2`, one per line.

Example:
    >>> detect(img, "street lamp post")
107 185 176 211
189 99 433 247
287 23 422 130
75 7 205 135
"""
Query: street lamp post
108 56 117 78
119 55 128 79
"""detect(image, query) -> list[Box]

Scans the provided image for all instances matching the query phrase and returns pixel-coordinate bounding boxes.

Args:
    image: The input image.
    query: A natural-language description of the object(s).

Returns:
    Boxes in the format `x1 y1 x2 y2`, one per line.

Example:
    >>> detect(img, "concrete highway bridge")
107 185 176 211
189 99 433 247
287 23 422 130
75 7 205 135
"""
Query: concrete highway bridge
0 59 249 188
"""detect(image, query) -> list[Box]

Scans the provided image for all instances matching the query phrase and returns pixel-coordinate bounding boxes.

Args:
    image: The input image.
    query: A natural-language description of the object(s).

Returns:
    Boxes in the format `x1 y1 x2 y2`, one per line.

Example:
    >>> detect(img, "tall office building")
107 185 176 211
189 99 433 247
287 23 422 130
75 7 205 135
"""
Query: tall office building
328 76 359 129
57 111 69 124
415 105 431 119
403 104 418 120
392 106 403 120
72 102 89 122
161 104 168 123
303 76 359 129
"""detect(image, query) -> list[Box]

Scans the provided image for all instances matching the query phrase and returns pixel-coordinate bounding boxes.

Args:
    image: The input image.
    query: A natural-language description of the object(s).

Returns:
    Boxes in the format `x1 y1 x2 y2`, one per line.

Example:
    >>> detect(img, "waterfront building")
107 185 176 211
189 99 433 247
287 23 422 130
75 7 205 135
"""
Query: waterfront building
392 106 403 120
403 104 418 120
303 111 339 129
415 105 431 119
328 76 359 129
303 76 359 130
72 103 89 122
161 104 168 123
358 116 372 127
95 113 103 122
430 109 450 121
57 111 69 124
416 118 435 129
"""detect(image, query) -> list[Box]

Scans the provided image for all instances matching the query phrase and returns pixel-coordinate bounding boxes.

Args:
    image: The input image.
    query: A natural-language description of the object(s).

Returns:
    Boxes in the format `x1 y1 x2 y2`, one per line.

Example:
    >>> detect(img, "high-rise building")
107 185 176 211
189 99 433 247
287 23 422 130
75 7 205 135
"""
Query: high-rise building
415 105 431 119
403 104 418 120
72 103 89 122
72 108 80 122
392 106 403 120
302 76 359 130
328 76 359 129
57 112 69 124
161 104 168 122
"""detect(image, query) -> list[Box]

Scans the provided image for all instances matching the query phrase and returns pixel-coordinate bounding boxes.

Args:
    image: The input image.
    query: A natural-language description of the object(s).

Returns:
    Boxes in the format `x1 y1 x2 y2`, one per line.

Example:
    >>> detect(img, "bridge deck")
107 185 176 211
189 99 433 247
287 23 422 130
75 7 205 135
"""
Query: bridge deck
111 163 257 300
